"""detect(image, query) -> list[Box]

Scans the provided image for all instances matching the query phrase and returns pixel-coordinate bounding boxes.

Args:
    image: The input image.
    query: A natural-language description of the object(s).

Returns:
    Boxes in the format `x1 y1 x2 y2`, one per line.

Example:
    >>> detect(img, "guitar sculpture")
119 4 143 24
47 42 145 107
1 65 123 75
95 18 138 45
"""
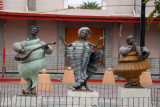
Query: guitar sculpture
15 42 56 61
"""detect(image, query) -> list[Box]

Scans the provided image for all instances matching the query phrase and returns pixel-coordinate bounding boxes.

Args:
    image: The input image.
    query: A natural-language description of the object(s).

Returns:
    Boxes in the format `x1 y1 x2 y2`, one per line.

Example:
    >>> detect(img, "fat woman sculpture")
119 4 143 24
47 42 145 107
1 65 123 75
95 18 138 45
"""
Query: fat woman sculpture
13 25 55 95
59 27 103 90
113 35 150 88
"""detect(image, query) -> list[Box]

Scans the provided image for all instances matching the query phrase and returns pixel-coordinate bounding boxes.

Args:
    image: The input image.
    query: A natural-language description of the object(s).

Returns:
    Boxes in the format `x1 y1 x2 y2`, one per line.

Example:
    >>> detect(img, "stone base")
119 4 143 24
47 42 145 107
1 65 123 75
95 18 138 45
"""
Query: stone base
118 87 151 107
1 95 42 107
67 90 99 107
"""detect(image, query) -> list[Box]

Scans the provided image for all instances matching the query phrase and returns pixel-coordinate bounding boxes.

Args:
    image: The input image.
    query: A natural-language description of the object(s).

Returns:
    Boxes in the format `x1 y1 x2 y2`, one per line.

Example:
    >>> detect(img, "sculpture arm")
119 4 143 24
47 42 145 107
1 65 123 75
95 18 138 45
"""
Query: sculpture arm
13 41 26 53
119 46 132 56
137 47 150 60
58 36 68 47
94 36 104 48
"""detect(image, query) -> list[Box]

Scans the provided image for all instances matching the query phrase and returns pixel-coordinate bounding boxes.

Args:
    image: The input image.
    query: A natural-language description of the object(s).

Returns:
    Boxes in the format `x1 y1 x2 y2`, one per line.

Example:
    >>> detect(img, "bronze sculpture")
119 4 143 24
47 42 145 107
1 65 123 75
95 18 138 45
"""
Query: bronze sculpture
13 25 55 95
113 35 150 88
59 27 103 90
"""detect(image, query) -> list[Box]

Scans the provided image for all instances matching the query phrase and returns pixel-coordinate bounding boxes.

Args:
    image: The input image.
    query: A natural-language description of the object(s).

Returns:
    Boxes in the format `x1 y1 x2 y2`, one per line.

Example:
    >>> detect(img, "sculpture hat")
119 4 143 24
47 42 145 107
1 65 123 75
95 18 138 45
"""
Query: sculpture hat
78 27 91 38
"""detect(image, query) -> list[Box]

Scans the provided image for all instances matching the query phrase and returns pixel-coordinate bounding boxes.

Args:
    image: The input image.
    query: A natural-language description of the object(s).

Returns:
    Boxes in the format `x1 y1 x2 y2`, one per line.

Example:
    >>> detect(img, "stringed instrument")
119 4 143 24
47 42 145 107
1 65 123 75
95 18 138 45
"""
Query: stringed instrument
15 42 56 61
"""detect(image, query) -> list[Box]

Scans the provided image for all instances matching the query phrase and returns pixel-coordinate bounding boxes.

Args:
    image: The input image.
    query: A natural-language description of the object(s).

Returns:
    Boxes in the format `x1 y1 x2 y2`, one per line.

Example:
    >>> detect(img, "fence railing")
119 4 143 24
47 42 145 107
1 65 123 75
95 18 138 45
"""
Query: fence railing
0 92 159 107
0 84 160 98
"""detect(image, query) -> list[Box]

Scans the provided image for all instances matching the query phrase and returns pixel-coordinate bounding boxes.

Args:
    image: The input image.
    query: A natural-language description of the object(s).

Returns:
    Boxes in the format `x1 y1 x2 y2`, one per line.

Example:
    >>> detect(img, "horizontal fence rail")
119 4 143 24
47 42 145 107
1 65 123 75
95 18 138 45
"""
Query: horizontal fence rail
0 93 159 107
0 84 160 107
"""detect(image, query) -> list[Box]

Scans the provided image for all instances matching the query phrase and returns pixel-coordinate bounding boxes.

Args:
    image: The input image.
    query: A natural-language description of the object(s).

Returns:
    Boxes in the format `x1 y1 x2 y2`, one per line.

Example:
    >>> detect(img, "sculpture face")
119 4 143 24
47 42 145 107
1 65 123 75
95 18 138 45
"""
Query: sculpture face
126 35 135 46
79 30 88 40
30 27 39 36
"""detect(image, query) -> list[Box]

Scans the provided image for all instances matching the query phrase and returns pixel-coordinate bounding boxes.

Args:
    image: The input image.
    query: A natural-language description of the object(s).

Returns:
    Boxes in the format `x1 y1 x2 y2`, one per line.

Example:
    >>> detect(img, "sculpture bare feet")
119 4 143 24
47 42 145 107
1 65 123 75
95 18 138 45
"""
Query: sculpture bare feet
31 87 37 95
22 78 37 95
22 90 30 95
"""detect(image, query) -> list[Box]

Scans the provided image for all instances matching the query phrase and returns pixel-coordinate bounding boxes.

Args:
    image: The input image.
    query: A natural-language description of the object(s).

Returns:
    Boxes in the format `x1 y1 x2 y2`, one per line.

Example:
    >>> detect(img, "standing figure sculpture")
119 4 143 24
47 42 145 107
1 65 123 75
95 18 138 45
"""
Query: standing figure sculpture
59 27 103 90
13 25 55 95
113 35 150 88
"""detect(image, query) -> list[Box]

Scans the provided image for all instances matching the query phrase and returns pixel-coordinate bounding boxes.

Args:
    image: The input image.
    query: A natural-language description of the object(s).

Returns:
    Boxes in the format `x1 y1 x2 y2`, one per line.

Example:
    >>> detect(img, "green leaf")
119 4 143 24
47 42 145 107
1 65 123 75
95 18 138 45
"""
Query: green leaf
143 0 149 4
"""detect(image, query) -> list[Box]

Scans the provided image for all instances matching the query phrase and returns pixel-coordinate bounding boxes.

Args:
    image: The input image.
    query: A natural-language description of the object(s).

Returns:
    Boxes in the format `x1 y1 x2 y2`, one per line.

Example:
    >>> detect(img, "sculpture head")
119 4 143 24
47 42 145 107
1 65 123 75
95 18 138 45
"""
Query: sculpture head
78 27 91 40
126 35 136 46
29 25 40 39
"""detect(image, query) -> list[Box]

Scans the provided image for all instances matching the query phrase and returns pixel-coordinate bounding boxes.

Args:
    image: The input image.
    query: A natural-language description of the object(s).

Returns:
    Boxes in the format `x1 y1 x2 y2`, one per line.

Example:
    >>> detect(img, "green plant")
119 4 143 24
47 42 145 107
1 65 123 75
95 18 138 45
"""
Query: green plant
80 1 101 10
144 0 160 30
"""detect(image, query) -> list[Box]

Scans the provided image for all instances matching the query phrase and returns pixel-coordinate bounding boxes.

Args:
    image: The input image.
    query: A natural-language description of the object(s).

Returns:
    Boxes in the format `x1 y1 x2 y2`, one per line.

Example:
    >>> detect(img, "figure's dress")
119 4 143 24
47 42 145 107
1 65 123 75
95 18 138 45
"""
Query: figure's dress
17 38 46 88
67 41 103 85
114 47 150 85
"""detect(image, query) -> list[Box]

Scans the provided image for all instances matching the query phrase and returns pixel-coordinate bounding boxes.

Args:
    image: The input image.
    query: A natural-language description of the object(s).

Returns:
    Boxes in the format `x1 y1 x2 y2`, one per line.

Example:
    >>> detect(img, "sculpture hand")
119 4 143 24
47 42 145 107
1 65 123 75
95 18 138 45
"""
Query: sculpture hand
99 36 104 40
58 36 68 47
20 49 25 53
94 36 104 48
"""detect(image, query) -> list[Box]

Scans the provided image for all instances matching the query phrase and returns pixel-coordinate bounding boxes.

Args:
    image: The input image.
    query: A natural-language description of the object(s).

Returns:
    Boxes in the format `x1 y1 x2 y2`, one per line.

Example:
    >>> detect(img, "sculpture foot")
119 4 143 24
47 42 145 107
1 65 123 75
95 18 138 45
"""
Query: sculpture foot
84 82 89 90
73 82 82 90
124 83 143 88
22 90 30 95
31 87 37 95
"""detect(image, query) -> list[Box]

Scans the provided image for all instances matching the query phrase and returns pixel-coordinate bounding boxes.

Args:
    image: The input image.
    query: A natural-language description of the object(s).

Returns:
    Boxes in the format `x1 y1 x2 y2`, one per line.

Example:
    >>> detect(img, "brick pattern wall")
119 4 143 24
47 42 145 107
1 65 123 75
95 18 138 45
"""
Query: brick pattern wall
103 23 114 67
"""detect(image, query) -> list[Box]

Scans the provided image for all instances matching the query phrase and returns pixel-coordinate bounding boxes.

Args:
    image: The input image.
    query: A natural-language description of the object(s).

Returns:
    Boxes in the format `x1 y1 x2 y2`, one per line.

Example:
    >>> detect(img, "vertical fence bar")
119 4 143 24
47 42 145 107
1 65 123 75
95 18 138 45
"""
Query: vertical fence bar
2 47 5 78
10 93 12 107
41 96 43 107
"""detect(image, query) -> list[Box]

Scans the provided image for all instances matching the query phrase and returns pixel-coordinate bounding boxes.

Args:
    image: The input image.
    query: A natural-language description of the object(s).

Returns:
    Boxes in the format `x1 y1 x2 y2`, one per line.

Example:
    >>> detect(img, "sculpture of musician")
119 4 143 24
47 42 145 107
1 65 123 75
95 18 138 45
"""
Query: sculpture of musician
13 25 55 95
113 35 150 88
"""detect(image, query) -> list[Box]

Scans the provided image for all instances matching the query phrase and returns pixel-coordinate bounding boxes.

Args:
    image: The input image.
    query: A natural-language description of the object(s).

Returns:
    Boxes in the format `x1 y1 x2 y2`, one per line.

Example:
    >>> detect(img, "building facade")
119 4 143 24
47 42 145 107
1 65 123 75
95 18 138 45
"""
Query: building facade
0 0 160 79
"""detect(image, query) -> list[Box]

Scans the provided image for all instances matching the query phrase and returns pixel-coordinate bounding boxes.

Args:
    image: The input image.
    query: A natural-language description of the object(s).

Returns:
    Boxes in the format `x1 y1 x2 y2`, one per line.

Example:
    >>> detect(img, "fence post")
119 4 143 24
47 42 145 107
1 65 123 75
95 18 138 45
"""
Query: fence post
2 47 5 78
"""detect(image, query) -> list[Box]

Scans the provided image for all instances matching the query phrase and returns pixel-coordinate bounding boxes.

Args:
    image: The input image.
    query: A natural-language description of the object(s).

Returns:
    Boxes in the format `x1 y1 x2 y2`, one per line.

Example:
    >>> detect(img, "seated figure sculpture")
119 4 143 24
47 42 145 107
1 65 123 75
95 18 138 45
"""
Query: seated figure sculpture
59 27 103 90
113 35 150 88
13 25 54 95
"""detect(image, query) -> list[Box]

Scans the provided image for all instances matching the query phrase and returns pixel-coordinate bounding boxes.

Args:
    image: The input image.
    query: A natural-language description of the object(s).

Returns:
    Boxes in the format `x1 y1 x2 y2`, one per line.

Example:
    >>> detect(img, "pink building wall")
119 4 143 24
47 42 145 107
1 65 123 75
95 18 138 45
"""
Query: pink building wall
36 20 58 56
112 23 135 57
4 19 28 55
105 0 134 15
112 23 160 58
145 23 160 58
2 0 27 11
36 0 64 12
4 20 58 56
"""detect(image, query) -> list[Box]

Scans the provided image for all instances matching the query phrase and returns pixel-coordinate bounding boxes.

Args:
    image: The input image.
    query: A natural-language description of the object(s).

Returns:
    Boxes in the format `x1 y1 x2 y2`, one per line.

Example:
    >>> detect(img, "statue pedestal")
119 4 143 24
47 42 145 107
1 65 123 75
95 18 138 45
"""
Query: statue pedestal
9 95 42 107
118 87 151 107
67 90 99 107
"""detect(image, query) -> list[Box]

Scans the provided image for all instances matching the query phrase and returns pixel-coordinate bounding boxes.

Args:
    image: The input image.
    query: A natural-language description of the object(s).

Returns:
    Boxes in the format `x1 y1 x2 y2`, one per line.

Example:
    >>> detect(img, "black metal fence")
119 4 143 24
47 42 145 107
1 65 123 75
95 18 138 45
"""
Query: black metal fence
0 93 159 107
0 84 160 107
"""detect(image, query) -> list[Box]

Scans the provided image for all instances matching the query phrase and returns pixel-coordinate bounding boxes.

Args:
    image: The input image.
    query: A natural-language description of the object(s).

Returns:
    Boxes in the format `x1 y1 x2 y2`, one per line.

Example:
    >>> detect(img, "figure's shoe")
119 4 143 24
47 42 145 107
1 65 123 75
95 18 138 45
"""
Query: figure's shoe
31 88 37 95
73 82 82 90
84 82 89 90
22 90 30 95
